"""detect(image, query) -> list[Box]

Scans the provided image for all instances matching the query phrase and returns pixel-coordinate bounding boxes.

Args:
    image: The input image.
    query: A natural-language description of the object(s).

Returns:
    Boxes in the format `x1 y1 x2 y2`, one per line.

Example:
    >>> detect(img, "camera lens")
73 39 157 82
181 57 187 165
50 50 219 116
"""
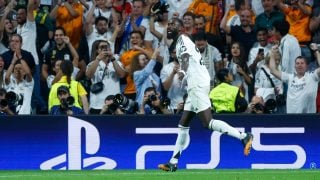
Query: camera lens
149 94 157 101
0 99 8 107
254 103 264 111
66 96 75 106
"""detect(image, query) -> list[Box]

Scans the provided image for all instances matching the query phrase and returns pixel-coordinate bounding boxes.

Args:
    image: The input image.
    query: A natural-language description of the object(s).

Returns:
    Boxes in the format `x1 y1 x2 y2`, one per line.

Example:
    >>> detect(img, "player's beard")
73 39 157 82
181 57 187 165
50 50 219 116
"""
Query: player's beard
167 30 178 40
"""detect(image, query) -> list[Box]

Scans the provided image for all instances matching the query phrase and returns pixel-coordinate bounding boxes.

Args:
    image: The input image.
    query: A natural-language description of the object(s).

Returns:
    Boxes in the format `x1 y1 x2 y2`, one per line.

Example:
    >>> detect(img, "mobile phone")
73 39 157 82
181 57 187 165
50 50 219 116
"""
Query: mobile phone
258 48 264 54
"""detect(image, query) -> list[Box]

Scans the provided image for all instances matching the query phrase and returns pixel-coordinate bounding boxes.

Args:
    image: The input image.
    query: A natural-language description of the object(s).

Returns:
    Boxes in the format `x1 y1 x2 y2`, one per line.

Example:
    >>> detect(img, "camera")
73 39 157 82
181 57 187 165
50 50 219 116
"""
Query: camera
264 99 277 113
60 96 75 110
112 94 139 114
253 103 264 112
258 48 264 55
6 91 23 107
147 94 171 108
0 99 8 108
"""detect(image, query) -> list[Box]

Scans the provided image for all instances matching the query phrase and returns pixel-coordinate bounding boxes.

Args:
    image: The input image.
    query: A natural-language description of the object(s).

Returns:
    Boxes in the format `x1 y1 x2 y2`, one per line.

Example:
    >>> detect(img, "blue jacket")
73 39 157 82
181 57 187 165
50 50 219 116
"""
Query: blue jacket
134 59 161 106
50 105 84 115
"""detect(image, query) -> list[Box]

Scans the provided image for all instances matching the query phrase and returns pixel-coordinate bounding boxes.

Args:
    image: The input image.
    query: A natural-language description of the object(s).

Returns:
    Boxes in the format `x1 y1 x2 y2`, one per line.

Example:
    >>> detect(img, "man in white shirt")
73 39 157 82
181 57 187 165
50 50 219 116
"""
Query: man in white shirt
4 58 34 114
16 0 45 113
158 34 253 172
193 30 222 87
85 7 114 57
269 44 320 113
272 20 301 74
248 27 272 73
160 46 187 111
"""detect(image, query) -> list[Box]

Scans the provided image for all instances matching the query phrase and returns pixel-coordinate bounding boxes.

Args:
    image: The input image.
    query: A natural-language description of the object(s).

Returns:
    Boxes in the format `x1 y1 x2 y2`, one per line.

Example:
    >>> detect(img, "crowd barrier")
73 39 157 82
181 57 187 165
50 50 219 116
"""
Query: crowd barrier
0 114 319 170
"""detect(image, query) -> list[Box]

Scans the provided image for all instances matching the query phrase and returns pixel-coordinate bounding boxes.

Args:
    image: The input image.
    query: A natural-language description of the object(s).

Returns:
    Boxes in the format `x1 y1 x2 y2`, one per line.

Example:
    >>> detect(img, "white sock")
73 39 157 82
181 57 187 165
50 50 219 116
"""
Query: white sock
169 125 190 164
209 119 246 140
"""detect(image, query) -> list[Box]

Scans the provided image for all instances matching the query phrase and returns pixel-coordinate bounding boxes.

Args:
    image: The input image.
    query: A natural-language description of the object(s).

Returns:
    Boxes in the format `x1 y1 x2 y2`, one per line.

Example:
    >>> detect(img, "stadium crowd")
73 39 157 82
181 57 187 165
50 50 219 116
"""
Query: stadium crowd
0 0 319 115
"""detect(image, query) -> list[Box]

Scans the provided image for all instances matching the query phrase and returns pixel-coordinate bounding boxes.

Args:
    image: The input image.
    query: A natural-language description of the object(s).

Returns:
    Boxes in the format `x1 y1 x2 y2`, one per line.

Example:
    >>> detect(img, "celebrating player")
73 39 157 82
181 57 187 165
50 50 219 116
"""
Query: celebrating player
158 34 253 172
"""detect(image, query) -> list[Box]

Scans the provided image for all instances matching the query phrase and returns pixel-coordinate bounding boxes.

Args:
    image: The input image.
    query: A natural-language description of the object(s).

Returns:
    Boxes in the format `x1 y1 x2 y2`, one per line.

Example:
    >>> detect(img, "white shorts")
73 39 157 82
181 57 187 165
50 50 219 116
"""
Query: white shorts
184 85 211 113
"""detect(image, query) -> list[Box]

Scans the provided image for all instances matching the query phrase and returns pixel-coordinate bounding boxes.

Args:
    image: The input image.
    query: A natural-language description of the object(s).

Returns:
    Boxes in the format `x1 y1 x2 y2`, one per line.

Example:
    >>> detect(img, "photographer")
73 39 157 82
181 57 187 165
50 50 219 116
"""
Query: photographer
0 88 15 115
247 95 265 114
50 85 84 115
139 87 173 115
247 88 277 114
5 58 33 114
100 95 125 115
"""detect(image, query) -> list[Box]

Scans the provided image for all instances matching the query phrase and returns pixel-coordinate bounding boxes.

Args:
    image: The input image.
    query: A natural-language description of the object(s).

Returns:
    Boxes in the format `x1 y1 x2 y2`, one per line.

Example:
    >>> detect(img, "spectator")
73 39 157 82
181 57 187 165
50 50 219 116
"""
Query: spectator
0 88 15 115
112 0 132 16
118 0 149 52
148 1 169 50
2 34 35 71
167 0 193 19
181 11 195 36
272 20 301 74
269 44 320 113
0 55 5 88
50 0 84 49
85 5 120 56
194 14 224 54
160 44 187 112
0 2 15 54
34 4 54 61
193 30 223 87
248 27 272 74
120 30 153 100
254 0 285 33
209 68 247 113
276 0 312 63
310 2 320 112
138 86 172 115
92 0 113 20
86 40 126 114
42 27 81 87
50 85 84 115
221 8 256 58
46 59 79 89
16 1 47 113
310 2 320 44
16 0 39 69
131 49 161 106
254 49 285 113
225 0 252 27
224 41 252 101
189 0 220 35
48 60 89 114
4 58 33 114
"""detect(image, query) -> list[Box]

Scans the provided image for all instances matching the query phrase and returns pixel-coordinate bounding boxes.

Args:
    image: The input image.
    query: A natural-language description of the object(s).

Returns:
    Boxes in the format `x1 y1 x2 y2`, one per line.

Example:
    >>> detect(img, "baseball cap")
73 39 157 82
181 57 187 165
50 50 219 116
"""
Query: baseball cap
57 85 69 95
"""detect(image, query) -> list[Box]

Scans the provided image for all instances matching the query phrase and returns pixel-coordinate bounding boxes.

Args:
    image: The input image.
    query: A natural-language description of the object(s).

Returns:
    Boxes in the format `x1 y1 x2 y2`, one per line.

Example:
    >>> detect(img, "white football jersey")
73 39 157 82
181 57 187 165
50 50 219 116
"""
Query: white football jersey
176 35 210 89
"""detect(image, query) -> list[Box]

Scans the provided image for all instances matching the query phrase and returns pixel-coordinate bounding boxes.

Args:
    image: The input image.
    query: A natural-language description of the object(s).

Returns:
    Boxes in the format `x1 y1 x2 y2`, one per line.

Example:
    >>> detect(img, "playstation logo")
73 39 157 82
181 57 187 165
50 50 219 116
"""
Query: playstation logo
40 116 117 170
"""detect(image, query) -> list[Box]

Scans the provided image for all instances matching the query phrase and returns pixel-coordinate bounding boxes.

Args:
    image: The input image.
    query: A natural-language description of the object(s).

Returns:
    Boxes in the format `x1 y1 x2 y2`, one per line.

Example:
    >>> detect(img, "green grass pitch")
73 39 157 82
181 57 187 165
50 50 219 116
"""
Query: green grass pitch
0 170 319 180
